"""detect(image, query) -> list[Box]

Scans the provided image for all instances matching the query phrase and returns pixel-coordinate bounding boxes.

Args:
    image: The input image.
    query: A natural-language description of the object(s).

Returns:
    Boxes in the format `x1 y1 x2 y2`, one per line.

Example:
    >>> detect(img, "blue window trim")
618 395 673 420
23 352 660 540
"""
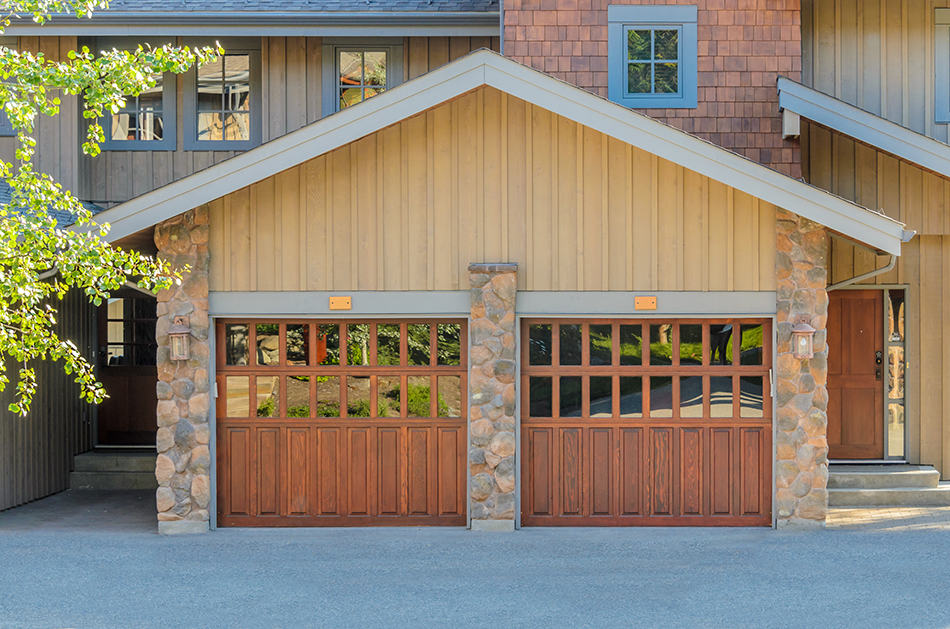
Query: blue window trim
935 9 950 123
607 5 698 109
182 48 262 151
320 38 404 117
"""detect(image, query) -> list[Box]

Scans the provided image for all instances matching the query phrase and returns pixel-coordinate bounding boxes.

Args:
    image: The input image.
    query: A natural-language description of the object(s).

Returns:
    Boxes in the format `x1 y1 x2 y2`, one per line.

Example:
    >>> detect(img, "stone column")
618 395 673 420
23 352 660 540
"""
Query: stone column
153 206 212 535
774 209 829 527
468 263 518 531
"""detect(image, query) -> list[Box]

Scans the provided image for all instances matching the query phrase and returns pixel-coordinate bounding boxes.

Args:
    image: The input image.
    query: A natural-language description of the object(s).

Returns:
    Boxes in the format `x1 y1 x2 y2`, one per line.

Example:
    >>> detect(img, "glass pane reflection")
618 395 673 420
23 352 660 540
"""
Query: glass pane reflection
679 376 703 417
560 376 582 417
589 376 612 417
649 376 672 417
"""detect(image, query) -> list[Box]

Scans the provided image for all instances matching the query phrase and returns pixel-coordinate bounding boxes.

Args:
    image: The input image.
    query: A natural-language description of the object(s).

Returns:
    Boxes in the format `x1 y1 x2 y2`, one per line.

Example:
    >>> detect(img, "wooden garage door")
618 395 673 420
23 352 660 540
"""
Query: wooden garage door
215 319 467 526
521 319 772 526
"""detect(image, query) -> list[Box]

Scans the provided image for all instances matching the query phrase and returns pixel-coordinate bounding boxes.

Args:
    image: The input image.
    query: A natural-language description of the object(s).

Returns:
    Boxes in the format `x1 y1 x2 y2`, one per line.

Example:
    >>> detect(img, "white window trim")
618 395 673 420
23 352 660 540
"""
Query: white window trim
182 39 262 151
935 9 950 123
607 5 698 109
321 39 404 117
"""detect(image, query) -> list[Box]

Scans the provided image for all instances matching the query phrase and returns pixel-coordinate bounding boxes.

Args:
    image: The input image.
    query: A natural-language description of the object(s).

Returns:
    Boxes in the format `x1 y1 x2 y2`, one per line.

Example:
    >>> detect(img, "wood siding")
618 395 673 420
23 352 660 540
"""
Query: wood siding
802 0 950 142
208 86 778 293
803 122 950 476
0 290 96 511
75 35 498 207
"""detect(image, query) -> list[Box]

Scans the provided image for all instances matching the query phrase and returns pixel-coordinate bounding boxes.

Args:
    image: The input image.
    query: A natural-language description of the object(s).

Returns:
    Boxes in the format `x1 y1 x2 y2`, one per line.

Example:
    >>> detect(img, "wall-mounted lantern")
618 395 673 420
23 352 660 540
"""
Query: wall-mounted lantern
168 316 192 361
791 320 816 360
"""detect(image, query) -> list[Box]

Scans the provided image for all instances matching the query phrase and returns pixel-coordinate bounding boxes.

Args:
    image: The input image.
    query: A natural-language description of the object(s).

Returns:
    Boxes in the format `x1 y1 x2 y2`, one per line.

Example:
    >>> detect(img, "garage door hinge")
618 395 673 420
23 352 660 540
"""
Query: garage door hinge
214 381 218 398
769 368 774 397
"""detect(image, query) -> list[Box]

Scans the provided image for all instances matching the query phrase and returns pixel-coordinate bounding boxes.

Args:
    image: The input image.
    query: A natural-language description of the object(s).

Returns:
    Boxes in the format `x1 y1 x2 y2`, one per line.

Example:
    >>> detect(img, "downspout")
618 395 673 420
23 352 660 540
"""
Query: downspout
826 229 915 291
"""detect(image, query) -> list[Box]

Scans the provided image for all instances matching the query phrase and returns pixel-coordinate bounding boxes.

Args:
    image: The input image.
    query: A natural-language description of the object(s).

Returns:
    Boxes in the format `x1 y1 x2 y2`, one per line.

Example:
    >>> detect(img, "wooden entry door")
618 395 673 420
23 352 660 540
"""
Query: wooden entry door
828 290 884 459
215 319 467 526
521 319 772 526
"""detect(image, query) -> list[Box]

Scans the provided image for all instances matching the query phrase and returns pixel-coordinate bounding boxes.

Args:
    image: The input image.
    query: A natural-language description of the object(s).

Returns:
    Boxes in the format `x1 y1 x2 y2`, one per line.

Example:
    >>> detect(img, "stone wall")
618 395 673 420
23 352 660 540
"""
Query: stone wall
774 208 829 527
468 263 518 531
153 206 212 535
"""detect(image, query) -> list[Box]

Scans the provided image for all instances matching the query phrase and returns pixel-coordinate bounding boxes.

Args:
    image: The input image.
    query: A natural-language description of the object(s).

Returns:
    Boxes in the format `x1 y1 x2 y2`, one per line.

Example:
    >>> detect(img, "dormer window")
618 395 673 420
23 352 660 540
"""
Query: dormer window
608 5 698 109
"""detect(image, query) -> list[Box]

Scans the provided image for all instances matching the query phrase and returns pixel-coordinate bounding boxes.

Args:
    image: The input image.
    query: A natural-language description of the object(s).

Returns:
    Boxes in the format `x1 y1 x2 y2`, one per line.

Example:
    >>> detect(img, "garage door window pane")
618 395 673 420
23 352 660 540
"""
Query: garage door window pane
589 376 612 417
225 324 249 366
739 324 763 365
346 375 371 417
347 324 370 366
407 375 431 417
226 375 249 417
679 324 703 366
286 324 309 365
649 376 672 417
286 376 310 417
679 376 703 418
529 377 552 417
408 324 431 366
649 325 673 365
316 376 341 417
560 376 582 417
710 376 733 418
740 376 764 417
710 324 733 365
438 375 462 418
377 324 401 366
559 324 582 365
589 325 612 366
619 324 642 365
620 377 643 417
437 323 461 366
256 375 279 417
317 324 340 365
377 376 400 418
256 323 280 366
529 323 552 365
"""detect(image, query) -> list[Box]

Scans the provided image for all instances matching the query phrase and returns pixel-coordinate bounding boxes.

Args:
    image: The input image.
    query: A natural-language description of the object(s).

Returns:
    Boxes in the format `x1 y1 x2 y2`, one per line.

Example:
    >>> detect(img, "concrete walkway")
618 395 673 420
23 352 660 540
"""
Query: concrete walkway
1 491 949 628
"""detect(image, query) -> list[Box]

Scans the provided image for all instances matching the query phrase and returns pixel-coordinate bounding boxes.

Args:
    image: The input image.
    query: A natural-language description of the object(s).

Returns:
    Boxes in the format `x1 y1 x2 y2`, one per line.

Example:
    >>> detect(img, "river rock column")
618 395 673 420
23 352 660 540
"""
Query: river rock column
468 263 518 531
774 209 829 527
153 206 211 535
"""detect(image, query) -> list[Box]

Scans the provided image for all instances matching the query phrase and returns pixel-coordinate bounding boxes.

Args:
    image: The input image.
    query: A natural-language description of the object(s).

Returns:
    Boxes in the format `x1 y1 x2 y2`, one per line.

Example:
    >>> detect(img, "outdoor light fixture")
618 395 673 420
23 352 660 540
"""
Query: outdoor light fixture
168 316 192 361
791 320 816 360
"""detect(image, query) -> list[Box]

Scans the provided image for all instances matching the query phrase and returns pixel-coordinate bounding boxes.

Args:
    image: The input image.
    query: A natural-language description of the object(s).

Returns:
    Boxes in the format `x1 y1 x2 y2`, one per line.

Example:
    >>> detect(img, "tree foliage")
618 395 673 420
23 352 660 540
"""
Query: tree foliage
0 0 220 415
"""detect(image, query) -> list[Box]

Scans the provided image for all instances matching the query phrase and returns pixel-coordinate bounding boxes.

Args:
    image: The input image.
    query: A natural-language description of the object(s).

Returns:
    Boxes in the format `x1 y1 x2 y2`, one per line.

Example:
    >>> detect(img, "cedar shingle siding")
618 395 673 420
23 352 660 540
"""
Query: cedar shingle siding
504 0 802 177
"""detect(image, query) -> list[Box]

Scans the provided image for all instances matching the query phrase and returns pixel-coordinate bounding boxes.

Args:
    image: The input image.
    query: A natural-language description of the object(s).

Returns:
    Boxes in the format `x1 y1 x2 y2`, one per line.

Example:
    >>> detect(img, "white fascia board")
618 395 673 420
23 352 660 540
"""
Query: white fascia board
778 76 950 181
91 50 907 256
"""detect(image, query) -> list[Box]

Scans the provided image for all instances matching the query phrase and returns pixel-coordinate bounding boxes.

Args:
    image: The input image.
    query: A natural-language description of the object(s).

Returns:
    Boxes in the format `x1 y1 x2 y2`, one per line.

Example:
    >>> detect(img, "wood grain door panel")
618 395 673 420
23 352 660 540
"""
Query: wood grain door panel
828 291 884 459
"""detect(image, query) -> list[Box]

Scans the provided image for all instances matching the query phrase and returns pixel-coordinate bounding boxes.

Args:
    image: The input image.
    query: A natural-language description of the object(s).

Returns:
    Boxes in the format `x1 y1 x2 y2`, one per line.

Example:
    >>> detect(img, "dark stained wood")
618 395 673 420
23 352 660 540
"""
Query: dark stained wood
216 319 466 527
521 318 771 527
828 290 885 459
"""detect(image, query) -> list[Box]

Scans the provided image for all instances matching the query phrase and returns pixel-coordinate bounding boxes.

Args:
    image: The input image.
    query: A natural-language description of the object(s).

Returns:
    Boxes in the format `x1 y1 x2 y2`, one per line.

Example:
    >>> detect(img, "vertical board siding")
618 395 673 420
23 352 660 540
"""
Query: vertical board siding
209 87 778 293
69 36 496 206
802 0 950 142
0 290 96 511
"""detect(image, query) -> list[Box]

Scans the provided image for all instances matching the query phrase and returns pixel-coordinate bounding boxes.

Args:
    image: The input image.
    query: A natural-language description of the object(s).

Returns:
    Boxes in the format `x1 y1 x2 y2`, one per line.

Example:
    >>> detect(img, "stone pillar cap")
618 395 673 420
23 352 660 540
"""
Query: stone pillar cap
468 263 518 273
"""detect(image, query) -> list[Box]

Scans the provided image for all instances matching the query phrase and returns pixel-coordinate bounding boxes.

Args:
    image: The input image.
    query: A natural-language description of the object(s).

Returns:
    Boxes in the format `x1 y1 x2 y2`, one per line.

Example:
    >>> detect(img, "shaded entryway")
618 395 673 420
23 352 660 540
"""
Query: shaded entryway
0 489 154 533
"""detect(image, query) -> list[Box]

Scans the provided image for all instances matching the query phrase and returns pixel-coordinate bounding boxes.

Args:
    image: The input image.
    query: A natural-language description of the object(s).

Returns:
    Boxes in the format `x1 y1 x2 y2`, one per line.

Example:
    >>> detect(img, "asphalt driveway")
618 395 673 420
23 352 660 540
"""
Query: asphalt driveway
1 490 949 628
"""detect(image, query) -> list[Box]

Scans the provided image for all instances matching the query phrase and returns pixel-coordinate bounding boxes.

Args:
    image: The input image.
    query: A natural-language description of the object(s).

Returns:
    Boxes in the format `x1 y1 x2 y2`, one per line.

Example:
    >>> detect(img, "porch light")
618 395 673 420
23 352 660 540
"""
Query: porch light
168 316 192 361
791 320 816 360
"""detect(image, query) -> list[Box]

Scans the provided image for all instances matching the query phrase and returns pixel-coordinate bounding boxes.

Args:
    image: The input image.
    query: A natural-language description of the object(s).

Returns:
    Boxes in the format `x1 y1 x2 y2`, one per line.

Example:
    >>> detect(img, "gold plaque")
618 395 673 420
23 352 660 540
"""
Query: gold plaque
329 296 352 310
634 296 657 311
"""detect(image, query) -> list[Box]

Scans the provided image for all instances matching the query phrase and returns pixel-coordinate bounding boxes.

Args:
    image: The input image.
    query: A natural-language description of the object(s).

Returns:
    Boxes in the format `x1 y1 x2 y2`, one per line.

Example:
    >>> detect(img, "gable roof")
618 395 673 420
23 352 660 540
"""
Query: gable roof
778 76 950 180
89 49 911 255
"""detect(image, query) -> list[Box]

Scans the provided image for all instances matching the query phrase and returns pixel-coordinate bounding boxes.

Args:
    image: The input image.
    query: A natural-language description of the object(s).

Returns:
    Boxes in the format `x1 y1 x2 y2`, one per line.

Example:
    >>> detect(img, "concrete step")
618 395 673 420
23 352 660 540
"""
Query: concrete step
828 483 950 507
829 465 940 490
69 471 157 491
73 451 155 473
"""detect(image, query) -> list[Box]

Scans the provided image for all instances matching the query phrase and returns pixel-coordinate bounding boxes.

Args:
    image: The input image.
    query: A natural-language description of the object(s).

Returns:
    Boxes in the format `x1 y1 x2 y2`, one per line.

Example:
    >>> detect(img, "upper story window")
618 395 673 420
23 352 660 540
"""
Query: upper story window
935 9 950 123
607 5 698 110
99 38 177 151
322 40 403 116
183 43 261 151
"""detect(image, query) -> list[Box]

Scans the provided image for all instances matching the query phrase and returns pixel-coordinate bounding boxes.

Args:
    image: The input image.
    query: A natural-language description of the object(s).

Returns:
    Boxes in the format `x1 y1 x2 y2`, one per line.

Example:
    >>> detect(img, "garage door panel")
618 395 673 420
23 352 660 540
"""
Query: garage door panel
256 428 280 516
522 319 771 527
217 319 467 527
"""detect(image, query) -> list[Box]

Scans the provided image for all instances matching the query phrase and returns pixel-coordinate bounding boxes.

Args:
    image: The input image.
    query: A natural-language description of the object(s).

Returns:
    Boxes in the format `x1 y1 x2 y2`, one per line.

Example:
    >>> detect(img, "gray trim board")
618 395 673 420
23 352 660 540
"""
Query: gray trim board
517 291 778 316
209 290 471 316
778 76 950 181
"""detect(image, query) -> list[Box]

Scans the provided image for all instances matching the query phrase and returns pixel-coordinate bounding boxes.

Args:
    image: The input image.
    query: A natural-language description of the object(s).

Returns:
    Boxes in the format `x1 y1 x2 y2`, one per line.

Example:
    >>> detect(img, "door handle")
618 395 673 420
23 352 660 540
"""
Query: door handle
875 351 883 380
